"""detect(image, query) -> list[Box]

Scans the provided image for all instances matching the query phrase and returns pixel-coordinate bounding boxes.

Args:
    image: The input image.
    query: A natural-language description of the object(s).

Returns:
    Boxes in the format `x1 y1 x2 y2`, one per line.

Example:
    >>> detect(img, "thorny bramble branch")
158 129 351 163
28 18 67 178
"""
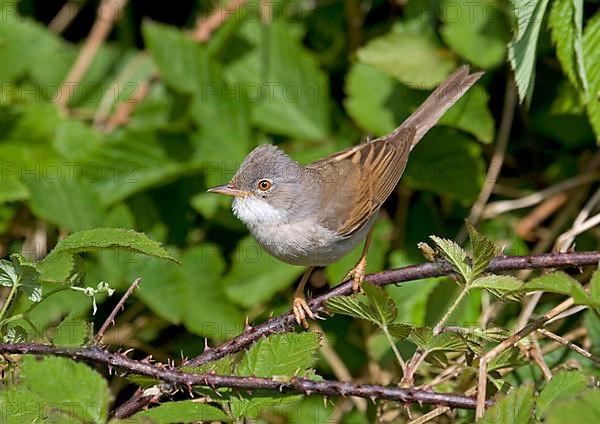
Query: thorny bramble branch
0 343 493 411
110 251 600 418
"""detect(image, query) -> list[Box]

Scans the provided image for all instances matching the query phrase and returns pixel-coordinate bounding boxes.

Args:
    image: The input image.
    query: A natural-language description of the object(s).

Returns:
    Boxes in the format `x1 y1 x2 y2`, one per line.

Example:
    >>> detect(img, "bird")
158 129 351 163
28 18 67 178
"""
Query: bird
208 65 483 327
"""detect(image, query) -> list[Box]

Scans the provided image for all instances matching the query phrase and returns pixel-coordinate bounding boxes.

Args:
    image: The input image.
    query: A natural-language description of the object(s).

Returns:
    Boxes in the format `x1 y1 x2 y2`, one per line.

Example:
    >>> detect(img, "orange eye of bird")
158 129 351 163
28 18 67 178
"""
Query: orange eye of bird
257 179 272 191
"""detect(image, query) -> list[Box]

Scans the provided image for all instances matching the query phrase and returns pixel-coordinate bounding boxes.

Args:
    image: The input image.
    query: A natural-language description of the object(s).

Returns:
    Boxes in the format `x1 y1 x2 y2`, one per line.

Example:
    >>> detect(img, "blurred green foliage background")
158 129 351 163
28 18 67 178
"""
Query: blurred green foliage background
0 0 599 421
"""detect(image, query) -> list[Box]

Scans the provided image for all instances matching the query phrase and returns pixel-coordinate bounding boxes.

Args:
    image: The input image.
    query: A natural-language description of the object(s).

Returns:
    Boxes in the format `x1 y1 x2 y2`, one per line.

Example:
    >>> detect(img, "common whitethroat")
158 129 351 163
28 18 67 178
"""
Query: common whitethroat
209 65 483 327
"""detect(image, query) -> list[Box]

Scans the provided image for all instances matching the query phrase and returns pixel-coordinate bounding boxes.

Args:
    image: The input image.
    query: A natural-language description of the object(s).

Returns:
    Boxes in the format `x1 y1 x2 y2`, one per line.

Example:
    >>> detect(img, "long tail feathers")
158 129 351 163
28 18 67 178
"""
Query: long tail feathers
396 65 484 149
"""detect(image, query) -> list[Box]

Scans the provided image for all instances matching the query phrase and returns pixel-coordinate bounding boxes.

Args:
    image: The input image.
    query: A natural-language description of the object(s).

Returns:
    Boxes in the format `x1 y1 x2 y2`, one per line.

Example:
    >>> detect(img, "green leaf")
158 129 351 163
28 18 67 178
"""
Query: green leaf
132 401 230 423
583 12 600 140
126 256 184 327
190 75 251 163
235 332 320 378
548 0 588 94
85 130 200 206
11 254 41 302
508 0 551 105
327 296 379 324
231 332 320 420
38 228 177 283
357 21 456 88
183 356 234 376
429 235 471 282
424 350 449 368
20 356 110 423
0 259 18 287
488 348 526 371
46 228 176 263
537 370 588 419
344 63 494 143
478 384 534 424
143 22 200 93
24 178 107 232
388 323 412 341
409 327 467 353
440 0 509 69
224 21 330 140
52 318 91 347
466 221 500 278
428 332 468 353
0 255 42 302
180 245 244 340
223 237 304 308
438 85 495 144
545 389 600 424
0 11 73 85
0 388 46 424
471 275 524 291
362 282 397 325
525 272 589 304
388 251 442 326
344 62 398 136
404 128 485 202
52 118 102 161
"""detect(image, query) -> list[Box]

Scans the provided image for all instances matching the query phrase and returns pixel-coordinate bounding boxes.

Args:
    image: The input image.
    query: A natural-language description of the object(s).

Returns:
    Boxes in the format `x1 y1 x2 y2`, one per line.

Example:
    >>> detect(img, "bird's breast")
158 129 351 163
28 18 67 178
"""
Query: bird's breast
232 196 370 266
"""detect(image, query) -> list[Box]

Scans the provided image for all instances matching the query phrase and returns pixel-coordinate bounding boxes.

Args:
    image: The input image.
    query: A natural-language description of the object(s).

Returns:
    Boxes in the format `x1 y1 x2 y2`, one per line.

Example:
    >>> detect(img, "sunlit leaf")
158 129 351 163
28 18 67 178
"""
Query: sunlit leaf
388 323 412 341
525 272 589 305
537 370 588 419
362 282 397 325
327 296 379 324
471 275 524 292
430 236 471 282
582 12 600 140
466 221 500 278
508 0 551 105
548 0 588 94
132 401 230 423
546 389 600 424
357 20 456 88
478 384 534 424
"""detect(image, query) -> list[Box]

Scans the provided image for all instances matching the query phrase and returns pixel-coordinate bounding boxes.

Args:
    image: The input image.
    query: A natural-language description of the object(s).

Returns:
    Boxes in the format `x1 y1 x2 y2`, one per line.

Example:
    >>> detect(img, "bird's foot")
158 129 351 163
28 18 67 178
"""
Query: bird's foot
293 292 316 329
343 257 367 293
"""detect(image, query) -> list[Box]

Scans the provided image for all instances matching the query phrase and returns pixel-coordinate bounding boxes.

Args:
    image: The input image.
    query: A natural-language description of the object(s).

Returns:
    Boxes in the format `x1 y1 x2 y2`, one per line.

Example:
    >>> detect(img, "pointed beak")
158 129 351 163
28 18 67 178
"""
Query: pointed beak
207 184 246 197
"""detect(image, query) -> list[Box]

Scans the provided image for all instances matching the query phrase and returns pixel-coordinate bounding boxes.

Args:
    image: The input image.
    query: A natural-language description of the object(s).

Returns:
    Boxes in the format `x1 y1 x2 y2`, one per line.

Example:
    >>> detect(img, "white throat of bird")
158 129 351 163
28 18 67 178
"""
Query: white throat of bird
232 196 288 228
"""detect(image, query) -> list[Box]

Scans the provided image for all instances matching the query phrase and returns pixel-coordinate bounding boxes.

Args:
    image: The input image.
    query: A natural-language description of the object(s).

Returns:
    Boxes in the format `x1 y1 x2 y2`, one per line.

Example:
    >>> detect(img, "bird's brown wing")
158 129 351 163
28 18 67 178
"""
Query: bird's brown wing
307 127 415 238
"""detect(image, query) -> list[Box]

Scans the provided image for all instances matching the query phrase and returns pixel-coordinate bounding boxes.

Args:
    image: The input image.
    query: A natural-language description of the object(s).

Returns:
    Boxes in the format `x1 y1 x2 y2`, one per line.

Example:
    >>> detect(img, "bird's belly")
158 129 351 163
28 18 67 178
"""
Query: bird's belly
247 219 374 267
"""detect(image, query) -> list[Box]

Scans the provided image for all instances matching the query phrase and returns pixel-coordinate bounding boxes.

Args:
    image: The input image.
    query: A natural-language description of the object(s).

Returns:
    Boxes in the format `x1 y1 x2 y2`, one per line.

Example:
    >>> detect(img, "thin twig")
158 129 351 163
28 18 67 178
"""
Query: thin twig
95 278 141 344
529 336 552 381
57 0 129 108
540 327 587 355
193 0 247 42
482 172 600 219
555 187 600 251
49 1 83 34
516 193 568 240
105 76 155 130
0 342 492 411
556 213 600 252
537 328 600 366
93 53 151 128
